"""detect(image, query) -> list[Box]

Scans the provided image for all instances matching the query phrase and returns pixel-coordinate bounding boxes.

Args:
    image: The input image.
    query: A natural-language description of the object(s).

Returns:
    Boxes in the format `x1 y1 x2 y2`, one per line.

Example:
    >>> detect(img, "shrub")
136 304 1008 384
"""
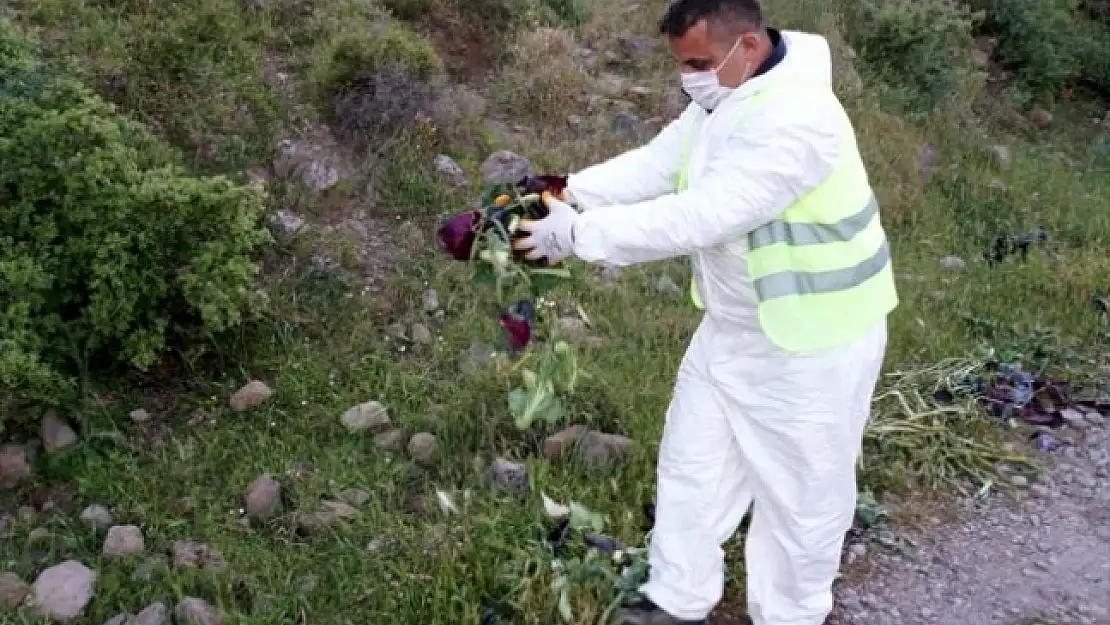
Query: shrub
0 20 271 416
968 0 1079 96
839 0 980 114
307 21 444 146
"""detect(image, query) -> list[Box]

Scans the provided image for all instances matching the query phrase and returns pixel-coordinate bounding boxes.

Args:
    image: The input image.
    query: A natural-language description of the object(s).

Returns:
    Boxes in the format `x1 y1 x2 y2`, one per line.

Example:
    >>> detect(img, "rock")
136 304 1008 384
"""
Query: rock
655 275 681 295
338 488 371 506
103 613 130 625
433 155 468 186
341 401 391 433
543 425 588 460
567 114 584 129
229 380 273 412
1009 474 1029 488
386 322 407 341
555 316 589 340
408 433 438 466
1029 107 1053 129
616 33 662 60
0 445 31 489
597 72 628 97
971 48 990 70
244 473 282 521
919 144 940 184
130 602 168 625
661 89 689 119
461 342 495 371
612 110 646 139
485 458 529 493
481 151 531 185
411 323 433 345
103 525 144 556
989 145 1012 170
600 265 622 281
171 541 227 572
41 411 78 454
267 210 305 236
80 504 113 530
374 429 404 451
0 572 29 609
422 288 440 313
129 408 151 423
940 256 967 271
1029 483 1052 498
1061 408 1087 427
32 560 96 621
296 500 359 533
174 598 220 625
300 160 341 192
579 431 634 467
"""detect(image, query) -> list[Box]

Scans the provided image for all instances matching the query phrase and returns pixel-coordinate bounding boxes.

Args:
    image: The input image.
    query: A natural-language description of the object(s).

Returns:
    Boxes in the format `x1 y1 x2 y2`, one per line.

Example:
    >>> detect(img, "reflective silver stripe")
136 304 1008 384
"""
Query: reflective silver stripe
753 238 891 301
749 196 879 250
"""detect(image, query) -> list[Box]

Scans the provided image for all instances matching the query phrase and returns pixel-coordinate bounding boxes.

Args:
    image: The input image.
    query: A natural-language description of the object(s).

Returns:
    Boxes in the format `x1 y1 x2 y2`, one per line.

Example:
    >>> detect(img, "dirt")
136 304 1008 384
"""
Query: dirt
708 415 1110 625
826 415 1110 625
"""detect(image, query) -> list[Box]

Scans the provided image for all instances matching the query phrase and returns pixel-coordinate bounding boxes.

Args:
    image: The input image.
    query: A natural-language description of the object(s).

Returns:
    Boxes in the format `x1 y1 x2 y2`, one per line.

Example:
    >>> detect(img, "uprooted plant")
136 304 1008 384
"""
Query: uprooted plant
437 175 586 429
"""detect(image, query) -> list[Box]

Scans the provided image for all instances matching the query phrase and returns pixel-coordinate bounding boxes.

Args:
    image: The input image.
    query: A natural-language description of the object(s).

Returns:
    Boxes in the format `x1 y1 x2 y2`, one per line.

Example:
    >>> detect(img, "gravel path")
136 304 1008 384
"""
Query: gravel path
829 413 1110 625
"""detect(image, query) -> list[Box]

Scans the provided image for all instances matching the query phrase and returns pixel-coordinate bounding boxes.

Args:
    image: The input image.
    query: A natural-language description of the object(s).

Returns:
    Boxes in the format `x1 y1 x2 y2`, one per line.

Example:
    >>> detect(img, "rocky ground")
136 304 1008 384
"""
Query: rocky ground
829 410 1110 625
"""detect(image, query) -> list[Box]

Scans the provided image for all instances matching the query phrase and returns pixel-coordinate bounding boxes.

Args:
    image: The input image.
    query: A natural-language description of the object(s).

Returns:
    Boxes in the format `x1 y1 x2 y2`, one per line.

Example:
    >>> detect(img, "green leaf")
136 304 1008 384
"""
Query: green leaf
528 270 564 296
541 395 565 426
529 266 572 278
568 501 604 533
472 262 497 286
522 368 538 390
508 382 556 429
557 586 574 623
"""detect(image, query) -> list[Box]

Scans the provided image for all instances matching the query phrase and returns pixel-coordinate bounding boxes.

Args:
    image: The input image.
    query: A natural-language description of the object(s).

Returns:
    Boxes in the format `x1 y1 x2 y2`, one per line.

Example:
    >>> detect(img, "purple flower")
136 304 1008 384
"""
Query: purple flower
437 210 480 261
499 299 535 354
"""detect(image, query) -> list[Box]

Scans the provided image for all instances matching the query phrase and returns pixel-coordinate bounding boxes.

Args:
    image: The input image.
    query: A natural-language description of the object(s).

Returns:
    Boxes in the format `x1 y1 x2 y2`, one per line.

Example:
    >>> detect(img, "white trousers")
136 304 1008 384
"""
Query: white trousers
640 315 888 624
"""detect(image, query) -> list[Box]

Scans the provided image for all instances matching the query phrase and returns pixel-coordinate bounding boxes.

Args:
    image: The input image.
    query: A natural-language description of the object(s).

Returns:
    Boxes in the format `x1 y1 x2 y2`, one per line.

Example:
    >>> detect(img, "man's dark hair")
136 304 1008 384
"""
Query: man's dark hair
658 0 763 39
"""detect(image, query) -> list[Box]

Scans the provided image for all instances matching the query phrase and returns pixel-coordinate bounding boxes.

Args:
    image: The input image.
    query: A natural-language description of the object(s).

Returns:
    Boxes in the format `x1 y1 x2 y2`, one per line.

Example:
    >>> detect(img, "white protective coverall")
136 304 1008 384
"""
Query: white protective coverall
562 31 890 625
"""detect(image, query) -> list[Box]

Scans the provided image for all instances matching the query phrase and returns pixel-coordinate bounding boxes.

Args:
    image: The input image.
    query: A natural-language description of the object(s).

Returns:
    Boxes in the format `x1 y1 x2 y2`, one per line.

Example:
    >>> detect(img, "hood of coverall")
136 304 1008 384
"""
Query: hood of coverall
719 30 835 106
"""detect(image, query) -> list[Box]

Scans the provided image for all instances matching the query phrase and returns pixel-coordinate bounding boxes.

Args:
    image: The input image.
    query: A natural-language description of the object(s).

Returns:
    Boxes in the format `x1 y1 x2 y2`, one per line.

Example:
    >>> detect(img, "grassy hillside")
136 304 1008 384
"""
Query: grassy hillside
2 0 1109 623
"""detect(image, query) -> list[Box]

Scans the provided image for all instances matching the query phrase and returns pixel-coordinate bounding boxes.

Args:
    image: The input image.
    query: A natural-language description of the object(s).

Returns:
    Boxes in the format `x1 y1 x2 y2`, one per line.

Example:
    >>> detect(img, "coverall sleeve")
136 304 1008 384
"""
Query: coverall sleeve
564 107 691 209
569 99 842 267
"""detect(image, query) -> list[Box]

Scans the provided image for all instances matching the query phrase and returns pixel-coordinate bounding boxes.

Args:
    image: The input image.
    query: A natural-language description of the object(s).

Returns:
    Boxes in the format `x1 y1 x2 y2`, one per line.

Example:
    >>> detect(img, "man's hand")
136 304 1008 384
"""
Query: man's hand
512 192 580 264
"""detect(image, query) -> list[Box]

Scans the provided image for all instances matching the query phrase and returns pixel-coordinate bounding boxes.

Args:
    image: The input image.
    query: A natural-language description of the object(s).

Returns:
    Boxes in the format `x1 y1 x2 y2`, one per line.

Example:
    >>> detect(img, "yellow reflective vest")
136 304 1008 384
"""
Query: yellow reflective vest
678 81 898 353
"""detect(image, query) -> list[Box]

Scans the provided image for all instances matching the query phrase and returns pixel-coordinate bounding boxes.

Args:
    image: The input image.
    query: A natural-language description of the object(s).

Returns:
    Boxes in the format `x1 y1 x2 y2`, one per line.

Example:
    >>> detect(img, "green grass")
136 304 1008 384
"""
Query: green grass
3 0 1110 623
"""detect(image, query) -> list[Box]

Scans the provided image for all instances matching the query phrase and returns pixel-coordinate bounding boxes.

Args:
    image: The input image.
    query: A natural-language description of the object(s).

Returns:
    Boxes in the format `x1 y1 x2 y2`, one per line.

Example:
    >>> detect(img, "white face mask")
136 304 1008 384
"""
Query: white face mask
680 37 748 111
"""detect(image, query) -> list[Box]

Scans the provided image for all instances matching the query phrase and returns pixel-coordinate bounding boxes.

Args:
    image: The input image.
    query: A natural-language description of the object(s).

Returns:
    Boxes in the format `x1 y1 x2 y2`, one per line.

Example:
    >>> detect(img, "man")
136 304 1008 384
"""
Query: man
512 0 899 624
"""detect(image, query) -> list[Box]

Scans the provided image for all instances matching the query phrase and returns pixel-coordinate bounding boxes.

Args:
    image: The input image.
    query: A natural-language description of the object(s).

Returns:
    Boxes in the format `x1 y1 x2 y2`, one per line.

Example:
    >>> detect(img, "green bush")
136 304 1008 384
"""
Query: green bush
307 22 442 102
966 0 1110 97
840 0 981 114
0 21 271 415
306 20 444 146
969 0 1079 96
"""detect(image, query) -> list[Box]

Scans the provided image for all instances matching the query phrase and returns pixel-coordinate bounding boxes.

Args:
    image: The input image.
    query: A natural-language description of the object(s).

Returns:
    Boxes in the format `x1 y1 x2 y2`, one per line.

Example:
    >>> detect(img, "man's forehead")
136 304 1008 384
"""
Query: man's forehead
669 19 717 59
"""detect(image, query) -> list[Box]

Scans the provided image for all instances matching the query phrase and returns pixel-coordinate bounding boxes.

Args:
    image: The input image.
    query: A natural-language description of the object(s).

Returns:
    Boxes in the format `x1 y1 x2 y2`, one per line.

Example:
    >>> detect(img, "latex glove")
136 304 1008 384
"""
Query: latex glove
513 192 580 264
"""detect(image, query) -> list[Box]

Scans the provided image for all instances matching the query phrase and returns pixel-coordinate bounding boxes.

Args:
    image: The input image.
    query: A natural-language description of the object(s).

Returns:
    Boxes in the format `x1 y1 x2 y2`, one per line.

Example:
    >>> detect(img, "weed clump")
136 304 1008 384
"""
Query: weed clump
308 22 444 147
